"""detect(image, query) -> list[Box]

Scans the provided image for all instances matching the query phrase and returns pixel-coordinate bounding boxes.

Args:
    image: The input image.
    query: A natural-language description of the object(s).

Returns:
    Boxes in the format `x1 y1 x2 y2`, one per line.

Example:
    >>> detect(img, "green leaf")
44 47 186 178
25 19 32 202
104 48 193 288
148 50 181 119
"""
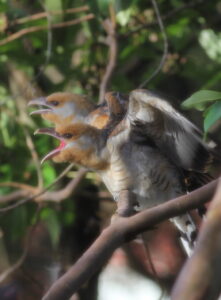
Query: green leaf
182 90 221 108
204 101 221 132
117 7 134 26
42 163 56 185
199 29 221 63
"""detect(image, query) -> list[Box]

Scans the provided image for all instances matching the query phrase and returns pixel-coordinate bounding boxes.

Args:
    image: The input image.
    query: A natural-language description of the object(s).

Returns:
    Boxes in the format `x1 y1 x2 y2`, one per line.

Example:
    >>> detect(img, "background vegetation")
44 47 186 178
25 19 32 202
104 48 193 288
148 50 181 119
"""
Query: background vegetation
0 0 221 299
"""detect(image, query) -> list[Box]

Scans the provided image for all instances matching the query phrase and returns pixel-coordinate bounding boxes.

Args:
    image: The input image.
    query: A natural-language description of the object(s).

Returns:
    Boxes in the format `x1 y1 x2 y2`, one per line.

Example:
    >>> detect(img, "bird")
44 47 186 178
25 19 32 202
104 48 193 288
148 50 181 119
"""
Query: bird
28 91 128 129
34 89 217 256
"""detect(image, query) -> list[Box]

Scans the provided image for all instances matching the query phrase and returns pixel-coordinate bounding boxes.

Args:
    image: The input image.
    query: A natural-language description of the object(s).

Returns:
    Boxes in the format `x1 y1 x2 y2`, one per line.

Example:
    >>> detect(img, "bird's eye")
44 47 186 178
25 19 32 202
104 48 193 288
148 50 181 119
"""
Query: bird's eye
63 133 73 139
49 101 59 106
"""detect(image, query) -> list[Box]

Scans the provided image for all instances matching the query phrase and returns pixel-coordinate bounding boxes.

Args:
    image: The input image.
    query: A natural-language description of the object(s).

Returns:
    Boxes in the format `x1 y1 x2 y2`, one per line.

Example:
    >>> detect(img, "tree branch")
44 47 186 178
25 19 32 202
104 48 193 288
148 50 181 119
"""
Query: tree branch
10 6 90 25
42 178 219 300
0 14 94 47
37 168 87 202
171 179 221 300
0 190 32 204
0 164 77 212
0 168 87 205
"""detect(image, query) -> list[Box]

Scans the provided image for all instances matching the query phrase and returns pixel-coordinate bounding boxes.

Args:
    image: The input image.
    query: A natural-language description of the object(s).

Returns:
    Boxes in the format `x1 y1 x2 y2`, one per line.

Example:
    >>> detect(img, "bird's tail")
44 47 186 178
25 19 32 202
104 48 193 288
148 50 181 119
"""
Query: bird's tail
170 213 197 257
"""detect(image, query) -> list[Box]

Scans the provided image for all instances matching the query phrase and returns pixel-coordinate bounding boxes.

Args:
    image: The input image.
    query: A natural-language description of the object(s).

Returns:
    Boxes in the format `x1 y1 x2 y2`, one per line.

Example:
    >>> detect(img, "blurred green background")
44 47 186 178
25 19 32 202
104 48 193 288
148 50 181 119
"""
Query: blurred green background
0 0 221 299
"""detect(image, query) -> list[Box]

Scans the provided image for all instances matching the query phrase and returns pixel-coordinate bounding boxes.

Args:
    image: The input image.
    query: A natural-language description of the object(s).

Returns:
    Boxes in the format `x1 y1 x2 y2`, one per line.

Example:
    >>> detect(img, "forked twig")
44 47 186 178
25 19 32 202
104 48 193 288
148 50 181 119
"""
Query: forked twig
0 164 76 213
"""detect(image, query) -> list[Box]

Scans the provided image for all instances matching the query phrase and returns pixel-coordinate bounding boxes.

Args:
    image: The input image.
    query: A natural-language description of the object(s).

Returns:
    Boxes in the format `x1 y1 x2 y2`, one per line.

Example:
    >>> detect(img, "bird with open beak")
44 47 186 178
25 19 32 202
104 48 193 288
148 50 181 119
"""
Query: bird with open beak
28 91 128 129
34 89 217 256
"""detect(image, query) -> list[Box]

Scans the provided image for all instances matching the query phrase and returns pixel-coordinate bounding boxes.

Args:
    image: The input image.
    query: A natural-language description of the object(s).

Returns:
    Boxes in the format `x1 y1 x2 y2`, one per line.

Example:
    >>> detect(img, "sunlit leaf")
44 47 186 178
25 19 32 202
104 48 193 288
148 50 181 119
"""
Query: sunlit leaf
182 90 221 108
117 7 134 26
204 101 221 132
199 29 221 63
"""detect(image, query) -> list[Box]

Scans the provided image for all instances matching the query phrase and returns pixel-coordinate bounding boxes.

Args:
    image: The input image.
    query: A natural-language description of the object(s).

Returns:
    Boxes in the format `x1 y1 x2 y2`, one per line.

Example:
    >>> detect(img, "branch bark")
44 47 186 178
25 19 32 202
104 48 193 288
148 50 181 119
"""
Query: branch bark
171 179 221 300
0 164 77 212
42 178 219 300
0 168 86 205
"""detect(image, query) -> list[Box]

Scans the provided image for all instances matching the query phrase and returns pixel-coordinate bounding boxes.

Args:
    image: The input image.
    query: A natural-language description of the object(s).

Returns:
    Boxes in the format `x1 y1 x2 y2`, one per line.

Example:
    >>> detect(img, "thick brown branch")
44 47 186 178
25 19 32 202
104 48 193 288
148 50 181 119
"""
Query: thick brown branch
42 178 219 300
171 180 221 300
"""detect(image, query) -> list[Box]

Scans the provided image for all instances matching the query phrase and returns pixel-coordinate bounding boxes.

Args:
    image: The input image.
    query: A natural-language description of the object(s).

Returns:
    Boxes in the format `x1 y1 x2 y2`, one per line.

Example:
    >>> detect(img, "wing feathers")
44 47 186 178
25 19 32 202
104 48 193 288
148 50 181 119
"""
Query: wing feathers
129 89 213 173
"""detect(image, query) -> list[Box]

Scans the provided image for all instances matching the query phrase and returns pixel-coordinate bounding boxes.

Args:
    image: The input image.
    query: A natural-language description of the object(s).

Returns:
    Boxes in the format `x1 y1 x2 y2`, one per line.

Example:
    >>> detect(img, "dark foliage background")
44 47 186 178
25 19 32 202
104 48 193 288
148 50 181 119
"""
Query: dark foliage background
0 0 221 299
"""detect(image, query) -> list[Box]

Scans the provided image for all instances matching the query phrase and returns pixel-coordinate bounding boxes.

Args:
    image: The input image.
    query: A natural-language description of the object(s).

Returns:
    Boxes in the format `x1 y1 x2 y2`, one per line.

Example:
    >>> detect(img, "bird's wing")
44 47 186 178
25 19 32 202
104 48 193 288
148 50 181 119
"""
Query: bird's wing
128 89 213 172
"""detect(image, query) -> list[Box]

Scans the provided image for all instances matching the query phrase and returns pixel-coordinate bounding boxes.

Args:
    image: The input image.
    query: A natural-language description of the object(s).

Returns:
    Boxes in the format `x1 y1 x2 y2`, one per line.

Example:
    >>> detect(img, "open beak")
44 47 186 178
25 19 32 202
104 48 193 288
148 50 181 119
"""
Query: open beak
28 97 52 115
35 128 66 164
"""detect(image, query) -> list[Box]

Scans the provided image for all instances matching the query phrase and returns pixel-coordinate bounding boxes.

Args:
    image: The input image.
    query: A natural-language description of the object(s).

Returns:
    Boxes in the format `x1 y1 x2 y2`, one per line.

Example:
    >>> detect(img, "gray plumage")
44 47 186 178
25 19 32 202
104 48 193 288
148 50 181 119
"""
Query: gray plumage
99 89 215 255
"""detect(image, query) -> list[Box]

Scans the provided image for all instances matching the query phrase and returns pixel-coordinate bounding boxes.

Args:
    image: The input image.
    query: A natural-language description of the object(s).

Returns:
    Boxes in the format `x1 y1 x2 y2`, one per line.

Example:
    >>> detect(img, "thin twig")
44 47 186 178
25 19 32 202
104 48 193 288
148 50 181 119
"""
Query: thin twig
0 190 32 204
0 164 75 213
139 232 166 300
0 14 94 47
141 235 166 300
98 5 118 103
42 178 218 300
0 205 42 283
0 169 87 204
37 169 87 202
139 0 168 88
11 6 90 25
0 182 38 191
23 127 43 189
0 248 28 283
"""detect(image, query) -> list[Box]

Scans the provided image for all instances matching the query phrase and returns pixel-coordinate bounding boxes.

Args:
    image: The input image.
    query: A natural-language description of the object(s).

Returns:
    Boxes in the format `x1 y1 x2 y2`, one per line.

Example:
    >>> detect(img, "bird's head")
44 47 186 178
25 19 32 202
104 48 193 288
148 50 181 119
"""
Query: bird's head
28 92 95 126
36 123 108 170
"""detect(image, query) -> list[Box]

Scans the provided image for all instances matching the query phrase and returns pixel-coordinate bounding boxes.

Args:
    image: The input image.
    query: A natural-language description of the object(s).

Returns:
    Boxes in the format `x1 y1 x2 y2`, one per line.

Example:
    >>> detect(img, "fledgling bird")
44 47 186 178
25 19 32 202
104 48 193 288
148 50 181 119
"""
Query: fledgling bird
36 121 195 255
35 89 218 256
28 91 128 129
